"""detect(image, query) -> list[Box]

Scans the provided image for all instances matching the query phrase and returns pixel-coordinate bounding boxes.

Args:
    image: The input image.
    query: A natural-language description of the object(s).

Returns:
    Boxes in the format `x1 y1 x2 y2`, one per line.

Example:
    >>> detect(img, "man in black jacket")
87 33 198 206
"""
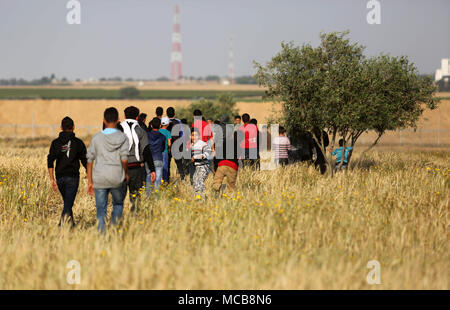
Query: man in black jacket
166 107 185 181
47 117 87 227
311 128 329 175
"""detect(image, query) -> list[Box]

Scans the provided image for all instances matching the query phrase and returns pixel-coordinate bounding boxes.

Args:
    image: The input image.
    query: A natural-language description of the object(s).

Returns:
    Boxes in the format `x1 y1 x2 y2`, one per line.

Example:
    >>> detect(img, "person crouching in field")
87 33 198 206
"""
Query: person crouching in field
272 126 291 167
191 128 211 198
332 139 353 171
47 116 87 227
87 108 129 233
213 123 239 193
118 106 156 212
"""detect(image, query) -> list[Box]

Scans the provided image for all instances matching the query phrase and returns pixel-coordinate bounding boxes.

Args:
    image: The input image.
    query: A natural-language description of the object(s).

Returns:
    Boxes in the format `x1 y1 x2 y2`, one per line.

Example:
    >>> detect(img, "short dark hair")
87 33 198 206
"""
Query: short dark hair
234 115 241 120
166 107 175 118
104 107 119 123
339 138 345 147
193 109 202 116
242 113 250 123
61 116 74 131
250 118 257 125
151 117 161 129
138 113 147 122
180 118 187 124
279 126 286 134
124 106 140 119
156 106 163 117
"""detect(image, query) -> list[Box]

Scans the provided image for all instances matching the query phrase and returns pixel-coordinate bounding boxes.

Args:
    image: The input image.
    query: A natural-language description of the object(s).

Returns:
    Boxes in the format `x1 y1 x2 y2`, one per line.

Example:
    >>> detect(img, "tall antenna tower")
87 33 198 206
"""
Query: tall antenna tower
228 34 235 83
170 4 182 81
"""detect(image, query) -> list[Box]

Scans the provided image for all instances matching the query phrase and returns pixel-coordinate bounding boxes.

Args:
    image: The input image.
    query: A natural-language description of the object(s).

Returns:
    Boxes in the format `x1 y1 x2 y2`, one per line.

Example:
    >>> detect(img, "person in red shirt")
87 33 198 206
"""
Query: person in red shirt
237 113 258 169
192 109 213 143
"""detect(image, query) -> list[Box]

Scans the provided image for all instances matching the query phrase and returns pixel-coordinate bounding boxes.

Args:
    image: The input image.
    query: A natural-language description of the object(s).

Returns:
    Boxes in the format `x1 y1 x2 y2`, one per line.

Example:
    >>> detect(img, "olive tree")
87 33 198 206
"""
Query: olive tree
255 31 439 175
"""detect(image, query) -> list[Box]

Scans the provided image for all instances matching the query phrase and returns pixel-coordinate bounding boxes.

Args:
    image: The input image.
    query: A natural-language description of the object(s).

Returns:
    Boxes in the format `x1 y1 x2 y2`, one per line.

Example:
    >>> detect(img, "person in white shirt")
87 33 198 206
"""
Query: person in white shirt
190 129 211 198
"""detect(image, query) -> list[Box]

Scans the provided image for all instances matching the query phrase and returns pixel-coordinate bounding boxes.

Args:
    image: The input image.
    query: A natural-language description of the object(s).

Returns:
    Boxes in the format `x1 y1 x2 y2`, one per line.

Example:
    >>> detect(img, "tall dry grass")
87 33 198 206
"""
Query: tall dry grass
0 141 448 289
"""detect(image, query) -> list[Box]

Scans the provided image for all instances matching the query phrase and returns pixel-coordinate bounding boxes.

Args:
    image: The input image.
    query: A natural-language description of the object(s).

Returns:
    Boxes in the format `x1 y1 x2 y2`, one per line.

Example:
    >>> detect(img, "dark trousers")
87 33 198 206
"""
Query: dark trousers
242 148 259 170
169 152 187 182
175 158 186 180
56 176 79 226
167 152 172 183
128 166 146 212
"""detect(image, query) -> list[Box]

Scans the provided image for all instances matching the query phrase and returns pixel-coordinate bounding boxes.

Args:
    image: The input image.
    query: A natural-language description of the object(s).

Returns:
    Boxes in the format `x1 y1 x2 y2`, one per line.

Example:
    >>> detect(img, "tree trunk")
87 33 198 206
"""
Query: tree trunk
354 132 384 167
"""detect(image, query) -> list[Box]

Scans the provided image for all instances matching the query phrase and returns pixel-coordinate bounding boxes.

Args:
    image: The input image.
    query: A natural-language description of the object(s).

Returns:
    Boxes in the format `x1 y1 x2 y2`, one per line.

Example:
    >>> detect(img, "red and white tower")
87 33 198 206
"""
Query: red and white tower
228 34 235 83
170 4 182 81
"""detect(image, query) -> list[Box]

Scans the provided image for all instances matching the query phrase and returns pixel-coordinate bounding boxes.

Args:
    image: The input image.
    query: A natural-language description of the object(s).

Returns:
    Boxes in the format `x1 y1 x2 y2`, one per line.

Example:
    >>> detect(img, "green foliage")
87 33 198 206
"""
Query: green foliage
234 75 257 84
255 31 439 174
119 87 140 99
177 93 239 124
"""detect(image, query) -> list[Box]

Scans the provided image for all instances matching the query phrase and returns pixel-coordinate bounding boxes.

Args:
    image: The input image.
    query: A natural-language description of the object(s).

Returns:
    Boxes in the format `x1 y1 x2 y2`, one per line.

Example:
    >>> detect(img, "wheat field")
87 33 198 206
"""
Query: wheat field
0 140 448 289
0 95 449 145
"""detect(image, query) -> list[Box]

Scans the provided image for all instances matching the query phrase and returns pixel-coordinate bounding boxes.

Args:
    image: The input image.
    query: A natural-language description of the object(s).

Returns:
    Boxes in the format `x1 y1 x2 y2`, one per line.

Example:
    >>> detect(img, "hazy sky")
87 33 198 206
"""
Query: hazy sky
0 0 449 80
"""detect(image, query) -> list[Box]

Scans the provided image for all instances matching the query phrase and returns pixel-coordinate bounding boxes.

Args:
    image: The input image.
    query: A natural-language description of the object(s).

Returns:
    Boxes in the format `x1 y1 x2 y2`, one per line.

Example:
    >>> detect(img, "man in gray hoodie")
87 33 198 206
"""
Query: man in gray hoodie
87 107 129 233
118 106 156 212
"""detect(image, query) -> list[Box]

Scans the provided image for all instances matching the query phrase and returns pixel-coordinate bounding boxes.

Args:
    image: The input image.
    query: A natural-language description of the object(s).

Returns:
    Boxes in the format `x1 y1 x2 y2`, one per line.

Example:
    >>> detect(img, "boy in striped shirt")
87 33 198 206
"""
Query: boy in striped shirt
272 126 291 167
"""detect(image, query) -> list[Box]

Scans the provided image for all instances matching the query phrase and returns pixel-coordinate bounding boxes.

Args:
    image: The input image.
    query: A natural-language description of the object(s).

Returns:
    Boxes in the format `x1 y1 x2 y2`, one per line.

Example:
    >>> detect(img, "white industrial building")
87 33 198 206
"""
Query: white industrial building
435 58 450 81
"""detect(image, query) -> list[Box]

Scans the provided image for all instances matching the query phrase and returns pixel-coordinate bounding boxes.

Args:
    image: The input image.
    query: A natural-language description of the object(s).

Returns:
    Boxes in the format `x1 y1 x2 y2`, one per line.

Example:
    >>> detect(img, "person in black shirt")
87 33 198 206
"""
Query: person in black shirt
310 128 329 175
47 117 87 227
138 113 148 131
166 107 185 182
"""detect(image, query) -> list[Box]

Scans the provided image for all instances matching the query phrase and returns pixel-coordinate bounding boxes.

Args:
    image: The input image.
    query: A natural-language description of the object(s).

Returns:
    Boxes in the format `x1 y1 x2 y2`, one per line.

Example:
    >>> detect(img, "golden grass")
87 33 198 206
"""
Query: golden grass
0 141 448 289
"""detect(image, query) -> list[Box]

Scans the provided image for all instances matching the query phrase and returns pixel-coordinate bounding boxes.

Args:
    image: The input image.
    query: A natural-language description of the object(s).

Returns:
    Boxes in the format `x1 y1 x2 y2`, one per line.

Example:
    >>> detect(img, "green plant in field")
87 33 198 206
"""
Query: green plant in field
119 87 140 99
177 93 239 124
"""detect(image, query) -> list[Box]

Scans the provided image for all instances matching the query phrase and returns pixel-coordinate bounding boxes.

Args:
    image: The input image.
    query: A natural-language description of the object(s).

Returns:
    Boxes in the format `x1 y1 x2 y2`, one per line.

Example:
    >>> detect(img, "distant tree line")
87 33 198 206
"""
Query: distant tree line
0 74 258 85
0 74 57 86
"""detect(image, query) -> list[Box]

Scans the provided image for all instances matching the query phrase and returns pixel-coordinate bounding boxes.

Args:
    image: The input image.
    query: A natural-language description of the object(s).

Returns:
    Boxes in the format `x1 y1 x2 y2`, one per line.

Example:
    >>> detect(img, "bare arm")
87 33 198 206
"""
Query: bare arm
121 160 129 183
48 168 58 191
87 162 94 196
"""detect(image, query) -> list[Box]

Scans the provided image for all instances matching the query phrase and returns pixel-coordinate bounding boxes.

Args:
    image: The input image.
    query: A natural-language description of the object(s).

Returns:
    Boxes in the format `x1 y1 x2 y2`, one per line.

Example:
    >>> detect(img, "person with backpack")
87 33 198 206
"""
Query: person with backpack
118 106 156 212
47 116 87 227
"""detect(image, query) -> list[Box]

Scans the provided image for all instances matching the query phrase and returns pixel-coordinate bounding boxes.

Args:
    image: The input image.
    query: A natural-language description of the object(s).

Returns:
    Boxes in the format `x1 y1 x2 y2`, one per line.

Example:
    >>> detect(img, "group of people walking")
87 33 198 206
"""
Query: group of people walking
47 105 352 232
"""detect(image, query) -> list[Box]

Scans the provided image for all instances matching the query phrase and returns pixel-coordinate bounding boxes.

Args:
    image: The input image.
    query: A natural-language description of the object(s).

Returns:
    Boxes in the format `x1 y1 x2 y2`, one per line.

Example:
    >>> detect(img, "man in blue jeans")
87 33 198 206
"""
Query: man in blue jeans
87 107 130 233
146 117 165 196
47 116 87 227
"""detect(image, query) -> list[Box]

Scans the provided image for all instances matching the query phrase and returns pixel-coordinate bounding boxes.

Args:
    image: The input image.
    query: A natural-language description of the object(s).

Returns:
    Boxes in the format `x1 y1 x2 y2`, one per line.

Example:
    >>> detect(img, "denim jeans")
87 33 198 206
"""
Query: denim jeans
146 160 163 197
57 176 79 226
94 182 127 233
162 152 169 183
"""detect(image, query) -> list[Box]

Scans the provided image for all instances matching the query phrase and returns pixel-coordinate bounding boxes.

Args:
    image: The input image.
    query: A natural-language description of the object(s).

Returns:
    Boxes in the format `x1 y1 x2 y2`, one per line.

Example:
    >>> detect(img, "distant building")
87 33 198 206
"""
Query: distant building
435 58 450 81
